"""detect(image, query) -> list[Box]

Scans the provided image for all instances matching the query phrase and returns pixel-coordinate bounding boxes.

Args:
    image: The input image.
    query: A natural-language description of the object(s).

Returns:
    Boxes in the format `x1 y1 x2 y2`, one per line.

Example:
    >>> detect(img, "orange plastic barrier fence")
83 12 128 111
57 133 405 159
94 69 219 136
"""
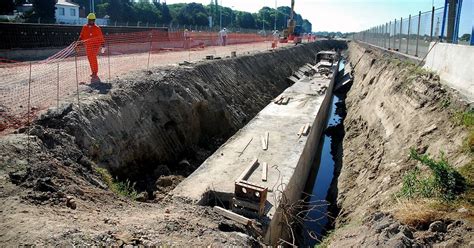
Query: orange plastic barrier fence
0 30 273 133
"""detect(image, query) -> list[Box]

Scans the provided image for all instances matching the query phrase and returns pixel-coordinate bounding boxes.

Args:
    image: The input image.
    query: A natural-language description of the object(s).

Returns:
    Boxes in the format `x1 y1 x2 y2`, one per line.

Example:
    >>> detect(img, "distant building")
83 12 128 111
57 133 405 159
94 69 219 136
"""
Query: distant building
16 4 33 14
55 0 80 24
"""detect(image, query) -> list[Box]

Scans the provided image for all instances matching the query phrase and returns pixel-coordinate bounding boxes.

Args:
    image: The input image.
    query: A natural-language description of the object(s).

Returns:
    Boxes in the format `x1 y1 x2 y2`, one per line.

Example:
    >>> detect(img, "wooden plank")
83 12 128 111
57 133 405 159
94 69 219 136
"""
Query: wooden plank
238 180 266 190
214 206 251 225
261 135 267 150
236 158 258 182
302 123 311 136
273 95 283 103
288 76 299 83
265 131 269 149
262 162 268 181
297 124 306 136
237 137 253 157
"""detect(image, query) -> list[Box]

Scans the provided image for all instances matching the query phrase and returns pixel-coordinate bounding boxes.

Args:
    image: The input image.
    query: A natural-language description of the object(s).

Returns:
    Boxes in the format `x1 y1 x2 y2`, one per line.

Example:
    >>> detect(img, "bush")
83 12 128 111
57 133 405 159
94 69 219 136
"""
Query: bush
399 149 466 201
95 167 138 199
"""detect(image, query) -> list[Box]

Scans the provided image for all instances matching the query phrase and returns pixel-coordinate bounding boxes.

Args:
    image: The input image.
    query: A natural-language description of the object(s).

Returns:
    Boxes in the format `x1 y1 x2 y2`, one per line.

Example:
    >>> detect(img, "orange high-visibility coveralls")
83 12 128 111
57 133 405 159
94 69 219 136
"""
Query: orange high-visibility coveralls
80 24 105 76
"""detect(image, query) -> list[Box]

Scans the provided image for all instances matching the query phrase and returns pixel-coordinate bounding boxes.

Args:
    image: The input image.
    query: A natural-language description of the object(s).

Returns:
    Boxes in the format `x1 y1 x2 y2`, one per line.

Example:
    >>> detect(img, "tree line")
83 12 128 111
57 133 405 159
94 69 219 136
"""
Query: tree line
0 0 312 33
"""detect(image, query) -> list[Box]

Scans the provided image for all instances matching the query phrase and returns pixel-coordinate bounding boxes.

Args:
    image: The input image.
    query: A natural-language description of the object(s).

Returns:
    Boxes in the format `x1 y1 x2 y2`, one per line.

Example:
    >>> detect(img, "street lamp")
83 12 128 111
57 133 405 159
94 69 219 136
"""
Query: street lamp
90 0 95 13
219 0 223 30
230 6 234 27
274 0 277 31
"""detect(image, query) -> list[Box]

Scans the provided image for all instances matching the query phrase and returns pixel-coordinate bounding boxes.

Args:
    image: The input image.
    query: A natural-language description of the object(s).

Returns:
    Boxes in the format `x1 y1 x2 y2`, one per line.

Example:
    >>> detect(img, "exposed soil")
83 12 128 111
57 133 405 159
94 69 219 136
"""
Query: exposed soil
0 41 346 245
324 42 473 247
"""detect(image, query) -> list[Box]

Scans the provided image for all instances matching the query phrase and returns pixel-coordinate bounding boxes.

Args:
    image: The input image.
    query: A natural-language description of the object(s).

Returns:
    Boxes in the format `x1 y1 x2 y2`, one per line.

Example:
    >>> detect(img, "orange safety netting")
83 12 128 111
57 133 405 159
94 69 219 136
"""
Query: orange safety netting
0 30 273 133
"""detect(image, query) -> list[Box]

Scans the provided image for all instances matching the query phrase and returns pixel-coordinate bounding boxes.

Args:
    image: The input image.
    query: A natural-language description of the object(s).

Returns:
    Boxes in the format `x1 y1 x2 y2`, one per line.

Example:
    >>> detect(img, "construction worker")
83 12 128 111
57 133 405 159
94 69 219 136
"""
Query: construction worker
219 28 228 46
79 13 105 80
272 30 280 48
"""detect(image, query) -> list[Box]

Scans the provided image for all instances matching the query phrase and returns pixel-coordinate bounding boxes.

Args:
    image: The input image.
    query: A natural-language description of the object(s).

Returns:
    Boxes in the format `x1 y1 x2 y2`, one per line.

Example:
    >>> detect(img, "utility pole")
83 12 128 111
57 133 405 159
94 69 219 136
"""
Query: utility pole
219 0 223 30
274 0 277 31
90 0 95 13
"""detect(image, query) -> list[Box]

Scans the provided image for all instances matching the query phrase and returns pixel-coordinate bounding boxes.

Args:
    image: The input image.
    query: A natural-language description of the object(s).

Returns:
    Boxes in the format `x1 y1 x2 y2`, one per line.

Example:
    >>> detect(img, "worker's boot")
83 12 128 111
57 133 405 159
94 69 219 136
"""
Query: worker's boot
90 73 100 83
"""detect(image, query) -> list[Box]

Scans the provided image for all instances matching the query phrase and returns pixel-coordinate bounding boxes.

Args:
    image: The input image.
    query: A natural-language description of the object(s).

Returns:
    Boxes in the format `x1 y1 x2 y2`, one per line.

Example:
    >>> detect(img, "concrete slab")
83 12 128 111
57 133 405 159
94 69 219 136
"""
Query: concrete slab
173 62 339 244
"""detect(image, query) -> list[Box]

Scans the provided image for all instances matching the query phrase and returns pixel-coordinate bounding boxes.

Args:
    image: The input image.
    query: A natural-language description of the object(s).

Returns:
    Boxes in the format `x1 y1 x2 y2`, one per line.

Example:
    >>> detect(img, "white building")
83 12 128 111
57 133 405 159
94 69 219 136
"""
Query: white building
55 0 79 24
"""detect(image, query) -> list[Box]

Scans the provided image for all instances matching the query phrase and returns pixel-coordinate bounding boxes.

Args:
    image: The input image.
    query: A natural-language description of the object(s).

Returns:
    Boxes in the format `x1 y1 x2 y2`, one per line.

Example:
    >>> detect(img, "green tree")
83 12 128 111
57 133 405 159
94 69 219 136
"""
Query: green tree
107 0 124 21
460 33 471 41
29 0 56 23
161 2 172 24
96 3 109 18
177 3 208 26
132 1 161 24
302 19 312 33
237 12 256 29
0 0 15 15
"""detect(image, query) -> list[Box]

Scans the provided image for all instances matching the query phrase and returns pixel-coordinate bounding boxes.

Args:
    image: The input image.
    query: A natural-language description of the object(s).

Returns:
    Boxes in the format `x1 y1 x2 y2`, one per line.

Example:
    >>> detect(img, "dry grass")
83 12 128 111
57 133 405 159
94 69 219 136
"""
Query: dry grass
392 200 443 228
392 198 474 229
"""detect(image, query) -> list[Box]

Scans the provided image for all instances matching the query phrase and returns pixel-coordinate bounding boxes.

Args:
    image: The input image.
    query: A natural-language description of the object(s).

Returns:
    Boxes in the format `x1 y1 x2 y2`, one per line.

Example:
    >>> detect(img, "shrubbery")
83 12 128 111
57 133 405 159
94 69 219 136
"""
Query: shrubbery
399 149 466 201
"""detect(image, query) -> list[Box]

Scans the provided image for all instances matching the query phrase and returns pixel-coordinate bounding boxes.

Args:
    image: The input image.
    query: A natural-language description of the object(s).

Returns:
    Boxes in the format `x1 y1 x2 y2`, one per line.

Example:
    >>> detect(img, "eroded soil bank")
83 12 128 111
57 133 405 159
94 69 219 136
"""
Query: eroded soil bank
0 40 346 246
323 41 473 247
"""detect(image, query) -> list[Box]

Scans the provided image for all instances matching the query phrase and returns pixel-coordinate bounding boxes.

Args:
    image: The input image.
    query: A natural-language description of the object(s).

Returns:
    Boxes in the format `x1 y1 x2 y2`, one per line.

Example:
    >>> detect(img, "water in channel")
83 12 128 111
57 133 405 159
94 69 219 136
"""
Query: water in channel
299 59 348 246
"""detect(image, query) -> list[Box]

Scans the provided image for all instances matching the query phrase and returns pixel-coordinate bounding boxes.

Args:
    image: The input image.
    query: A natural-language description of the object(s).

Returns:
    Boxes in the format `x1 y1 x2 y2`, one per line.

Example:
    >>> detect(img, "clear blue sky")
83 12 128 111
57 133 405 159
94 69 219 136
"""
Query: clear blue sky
163 0 473 33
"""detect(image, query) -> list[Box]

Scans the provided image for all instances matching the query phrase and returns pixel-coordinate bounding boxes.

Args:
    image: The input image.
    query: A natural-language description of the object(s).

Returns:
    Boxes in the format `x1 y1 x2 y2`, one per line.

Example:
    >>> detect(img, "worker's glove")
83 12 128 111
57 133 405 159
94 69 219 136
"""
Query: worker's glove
100 47 106 54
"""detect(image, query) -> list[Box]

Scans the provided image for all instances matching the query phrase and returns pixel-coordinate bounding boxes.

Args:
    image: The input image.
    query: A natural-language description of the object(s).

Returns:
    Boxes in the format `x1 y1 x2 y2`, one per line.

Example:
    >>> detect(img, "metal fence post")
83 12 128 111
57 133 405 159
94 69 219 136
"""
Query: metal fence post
56 63 59 108
147 31 152 70
407 15 411 54
399 17 402 51
416 11 421 57
388 21 392 48
107 40 111 81
27 61 32 162
378 25 381 46
471 27 474 45
393 21 396 49
75 51 80 106
430 6 435 41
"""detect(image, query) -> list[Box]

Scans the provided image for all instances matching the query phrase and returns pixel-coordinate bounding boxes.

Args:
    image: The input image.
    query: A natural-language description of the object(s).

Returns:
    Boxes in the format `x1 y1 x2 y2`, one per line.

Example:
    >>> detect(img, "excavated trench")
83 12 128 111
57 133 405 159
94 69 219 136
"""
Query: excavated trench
60 40 346 197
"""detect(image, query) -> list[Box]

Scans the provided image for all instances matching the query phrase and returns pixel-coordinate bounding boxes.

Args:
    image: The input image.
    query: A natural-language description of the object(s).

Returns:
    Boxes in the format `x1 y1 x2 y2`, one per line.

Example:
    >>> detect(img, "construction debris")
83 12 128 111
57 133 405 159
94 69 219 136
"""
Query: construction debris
233 180 268 216
214 206 252 226
236 158 259 182
261 162 268 182
288 75 299 83
297 123 311 137
237 137 253 157
274 96 291 105
261 132 269 150
261 135 267 150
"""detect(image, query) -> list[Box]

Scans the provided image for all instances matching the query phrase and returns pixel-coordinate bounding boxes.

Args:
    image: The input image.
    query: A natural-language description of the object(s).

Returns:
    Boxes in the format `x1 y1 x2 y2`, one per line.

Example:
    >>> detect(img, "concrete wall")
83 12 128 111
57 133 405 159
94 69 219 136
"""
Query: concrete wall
424 42 474 102
265 59 341 244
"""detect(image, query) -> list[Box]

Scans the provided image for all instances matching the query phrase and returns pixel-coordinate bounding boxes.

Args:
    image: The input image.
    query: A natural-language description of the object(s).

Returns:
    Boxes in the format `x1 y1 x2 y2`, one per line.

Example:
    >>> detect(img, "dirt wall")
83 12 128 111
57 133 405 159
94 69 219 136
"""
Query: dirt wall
325 41 472 247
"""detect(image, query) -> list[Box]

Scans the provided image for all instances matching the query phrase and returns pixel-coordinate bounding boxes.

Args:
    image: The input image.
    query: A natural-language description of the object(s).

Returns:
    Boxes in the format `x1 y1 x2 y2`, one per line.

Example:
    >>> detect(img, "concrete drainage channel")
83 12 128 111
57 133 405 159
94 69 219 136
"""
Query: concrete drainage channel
2 40 348 245
173 48 346 244
297 58 352 245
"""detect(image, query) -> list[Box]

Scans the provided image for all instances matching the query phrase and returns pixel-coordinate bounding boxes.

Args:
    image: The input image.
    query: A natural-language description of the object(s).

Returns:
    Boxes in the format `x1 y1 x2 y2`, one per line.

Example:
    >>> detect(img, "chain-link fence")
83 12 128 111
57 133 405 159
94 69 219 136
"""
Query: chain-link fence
352 2 472 58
